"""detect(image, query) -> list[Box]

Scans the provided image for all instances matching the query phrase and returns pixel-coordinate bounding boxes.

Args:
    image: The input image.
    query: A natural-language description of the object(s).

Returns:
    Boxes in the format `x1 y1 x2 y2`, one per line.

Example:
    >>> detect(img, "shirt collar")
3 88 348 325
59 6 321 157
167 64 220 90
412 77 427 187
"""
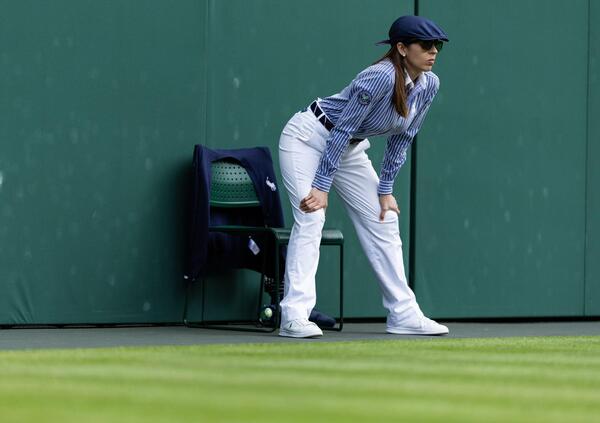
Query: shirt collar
404 70 426 92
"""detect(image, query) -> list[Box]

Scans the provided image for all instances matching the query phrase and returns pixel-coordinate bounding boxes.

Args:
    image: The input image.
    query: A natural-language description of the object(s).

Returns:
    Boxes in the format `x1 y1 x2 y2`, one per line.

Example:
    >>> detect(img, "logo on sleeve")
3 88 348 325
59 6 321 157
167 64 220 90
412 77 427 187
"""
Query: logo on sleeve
357 90 372 105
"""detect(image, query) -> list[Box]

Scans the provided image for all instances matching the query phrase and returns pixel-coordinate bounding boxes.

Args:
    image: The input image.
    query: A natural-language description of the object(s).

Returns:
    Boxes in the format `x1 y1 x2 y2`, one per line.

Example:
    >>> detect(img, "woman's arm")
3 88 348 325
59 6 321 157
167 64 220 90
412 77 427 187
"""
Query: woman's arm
311 69 394 193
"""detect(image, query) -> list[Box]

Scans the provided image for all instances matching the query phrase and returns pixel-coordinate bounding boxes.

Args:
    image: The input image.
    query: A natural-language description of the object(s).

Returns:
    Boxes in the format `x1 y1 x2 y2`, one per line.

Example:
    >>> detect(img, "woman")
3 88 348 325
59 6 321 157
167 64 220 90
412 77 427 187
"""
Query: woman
278 16 450 338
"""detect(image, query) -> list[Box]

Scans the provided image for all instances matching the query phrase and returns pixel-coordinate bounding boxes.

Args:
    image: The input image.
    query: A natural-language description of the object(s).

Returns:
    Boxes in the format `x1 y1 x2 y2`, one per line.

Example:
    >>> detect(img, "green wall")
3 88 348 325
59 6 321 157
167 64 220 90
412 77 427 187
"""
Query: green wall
415 0 592 318
0 0 598 325
0 0 205 324
585 0 600 315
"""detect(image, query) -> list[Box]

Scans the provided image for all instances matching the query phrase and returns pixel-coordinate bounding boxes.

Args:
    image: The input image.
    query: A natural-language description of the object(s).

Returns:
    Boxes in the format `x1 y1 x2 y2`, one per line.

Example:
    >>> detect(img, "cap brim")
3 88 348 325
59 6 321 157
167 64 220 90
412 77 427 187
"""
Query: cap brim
376 37 449 45
422 36 450 42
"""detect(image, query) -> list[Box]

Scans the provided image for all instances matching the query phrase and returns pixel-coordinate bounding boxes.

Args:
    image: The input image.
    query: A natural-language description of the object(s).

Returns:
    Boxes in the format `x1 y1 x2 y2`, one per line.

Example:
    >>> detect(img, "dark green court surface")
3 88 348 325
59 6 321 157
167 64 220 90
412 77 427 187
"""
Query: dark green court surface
1 322 600 350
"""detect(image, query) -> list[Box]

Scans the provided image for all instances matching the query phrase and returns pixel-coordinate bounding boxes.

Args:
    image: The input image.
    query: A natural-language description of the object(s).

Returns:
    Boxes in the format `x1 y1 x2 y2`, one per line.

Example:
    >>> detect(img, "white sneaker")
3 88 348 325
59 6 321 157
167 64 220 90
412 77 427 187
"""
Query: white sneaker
279 319 323 338
386 315 449 336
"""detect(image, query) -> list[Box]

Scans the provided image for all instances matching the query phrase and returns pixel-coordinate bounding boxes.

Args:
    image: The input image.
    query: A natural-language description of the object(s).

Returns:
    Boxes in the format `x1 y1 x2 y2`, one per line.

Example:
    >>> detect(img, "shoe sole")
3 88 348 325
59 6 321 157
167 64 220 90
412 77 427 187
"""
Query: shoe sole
278 330 323 338
386 328 449 336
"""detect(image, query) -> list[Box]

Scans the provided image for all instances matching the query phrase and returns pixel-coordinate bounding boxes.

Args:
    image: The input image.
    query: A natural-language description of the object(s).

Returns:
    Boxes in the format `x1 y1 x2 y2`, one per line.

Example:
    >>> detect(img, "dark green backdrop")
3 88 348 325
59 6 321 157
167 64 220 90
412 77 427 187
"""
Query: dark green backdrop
0 0 597 324
414 0 596 318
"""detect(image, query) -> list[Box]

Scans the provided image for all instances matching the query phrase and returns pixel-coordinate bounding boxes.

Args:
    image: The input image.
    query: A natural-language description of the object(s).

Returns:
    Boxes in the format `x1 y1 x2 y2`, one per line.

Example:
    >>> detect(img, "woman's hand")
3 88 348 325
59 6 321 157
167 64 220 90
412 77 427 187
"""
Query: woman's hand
300 188 328 213
379 194 400 221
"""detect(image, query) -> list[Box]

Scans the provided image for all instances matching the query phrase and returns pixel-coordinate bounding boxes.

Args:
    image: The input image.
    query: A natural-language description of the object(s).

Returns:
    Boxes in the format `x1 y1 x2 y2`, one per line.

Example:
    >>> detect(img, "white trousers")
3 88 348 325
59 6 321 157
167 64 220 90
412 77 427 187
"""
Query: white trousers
278 109 424 327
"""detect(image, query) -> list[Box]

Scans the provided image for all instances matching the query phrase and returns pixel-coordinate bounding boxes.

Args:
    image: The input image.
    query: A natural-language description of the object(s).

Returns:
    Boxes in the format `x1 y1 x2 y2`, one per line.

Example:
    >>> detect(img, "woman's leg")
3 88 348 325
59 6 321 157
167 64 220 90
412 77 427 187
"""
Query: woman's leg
278 110 328 327
331 140 425 324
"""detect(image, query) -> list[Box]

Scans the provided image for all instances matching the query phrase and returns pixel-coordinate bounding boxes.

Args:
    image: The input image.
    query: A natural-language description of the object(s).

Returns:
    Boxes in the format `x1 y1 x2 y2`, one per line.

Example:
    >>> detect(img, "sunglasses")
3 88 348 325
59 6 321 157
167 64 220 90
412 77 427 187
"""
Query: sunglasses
411 39 444 52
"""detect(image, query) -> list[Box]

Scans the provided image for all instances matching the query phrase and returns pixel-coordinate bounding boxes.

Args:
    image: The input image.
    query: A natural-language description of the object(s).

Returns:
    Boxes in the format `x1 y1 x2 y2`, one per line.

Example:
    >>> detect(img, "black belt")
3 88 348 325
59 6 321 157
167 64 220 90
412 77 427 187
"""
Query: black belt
308 100 364 145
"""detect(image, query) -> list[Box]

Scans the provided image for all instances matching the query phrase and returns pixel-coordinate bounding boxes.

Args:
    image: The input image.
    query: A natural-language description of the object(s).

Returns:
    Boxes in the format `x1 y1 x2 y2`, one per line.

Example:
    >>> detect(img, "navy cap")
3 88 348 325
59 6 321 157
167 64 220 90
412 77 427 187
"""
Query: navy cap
376 15 449 46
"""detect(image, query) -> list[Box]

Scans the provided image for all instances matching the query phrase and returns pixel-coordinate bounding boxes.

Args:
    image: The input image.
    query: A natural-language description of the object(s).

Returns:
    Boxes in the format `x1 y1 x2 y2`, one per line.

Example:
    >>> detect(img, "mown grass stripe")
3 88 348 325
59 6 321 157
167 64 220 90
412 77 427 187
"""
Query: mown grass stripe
1 336 599 423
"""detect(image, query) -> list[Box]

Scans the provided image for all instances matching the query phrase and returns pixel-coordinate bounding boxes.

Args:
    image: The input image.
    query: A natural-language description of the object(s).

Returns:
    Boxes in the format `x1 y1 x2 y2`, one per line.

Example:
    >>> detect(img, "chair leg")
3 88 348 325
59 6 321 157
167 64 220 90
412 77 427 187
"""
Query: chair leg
255 239 271 327
273 240 282 330
182 278 192 326
256 271 267 322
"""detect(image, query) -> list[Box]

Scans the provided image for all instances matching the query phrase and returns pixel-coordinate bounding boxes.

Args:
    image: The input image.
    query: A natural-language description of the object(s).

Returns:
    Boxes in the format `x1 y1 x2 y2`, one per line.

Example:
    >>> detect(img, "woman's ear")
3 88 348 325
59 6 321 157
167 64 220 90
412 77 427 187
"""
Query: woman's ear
396 42 407 58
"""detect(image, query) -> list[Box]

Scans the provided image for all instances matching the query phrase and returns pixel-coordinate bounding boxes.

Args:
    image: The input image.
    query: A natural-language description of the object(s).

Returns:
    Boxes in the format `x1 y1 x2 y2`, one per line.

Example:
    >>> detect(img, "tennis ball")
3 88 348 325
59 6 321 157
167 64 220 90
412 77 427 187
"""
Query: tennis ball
263 307 273 319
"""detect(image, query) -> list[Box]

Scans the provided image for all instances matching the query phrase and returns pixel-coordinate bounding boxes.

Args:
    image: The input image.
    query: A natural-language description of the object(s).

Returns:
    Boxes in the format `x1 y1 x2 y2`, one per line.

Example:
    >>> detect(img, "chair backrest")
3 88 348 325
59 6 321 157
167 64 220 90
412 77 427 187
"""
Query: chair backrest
210 160 260 207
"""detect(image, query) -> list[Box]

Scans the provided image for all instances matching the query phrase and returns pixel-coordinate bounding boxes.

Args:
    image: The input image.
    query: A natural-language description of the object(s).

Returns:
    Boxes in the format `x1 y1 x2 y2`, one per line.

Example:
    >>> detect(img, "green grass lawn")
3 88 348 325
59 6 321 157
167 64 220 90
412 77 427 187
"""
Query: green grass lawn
1 336 600 423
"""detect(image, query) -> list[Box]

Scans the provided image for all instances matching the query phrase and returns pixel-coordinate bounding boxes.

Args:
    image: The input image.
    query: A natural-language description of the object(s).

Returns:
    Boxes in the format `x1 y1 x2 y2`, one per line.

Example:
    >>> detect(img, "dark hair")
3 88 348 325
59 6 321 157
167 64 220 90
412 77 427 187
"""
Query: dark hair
373 45 409 117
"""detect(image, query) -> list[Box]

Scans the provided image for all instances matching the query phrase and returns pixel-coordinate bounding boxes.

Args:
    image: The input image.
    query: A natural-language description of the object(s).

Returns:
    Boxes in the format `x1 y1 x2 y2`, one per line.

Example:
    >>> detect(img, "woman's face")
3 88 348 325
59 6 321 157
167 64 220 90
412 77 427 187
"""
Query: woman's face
397 41 439 73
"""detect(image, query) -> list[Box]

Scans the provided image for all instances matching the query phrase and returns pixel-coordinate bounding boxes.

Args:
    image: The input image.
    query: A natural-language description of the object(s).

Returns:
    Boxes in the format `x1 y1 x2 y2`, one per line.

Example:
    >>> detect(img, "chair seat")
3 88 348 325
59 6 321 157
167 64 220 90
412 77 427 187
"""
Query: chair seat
270 228 343 245
210 226 343 245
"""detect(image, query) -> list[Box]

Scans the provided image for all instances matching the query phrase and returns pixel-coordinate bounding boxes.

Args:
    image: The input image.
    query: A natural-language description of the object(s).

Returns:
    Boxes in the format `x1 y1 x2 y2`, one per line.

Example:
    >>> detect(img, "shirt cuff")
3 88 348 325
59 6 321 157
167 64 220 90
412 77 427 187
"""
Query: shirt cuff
312 173 334 193
377 179 394 195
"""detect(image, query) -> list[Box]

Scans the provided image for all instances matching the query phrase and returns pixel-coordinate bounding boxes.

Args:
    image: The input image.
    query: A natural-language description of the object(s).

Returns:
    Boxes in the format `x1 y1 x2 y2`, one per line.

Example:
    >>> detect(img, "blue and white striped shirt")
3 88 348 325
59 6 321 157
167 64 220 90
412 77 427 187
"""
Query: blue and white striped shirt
313 58 439 195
